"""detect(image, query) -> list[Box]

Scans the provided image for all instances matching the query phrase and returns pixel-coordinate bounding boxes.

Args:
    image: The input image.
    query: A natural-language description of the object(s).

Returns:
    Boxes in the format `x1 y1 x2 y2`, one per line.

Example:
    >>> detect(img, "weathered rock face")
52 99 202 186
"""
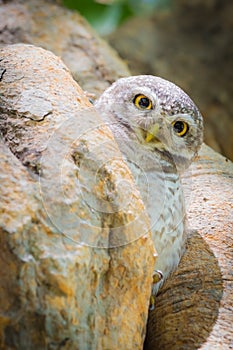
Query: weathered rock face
0 44 155 349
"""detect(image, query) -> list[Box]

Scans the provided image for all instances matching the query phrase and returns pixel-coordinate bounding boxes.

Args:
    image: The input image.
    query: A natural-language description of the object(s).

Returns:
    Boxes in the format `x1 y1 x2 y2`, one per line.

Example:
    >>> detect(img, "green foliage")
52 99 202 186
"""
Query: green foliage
63 0 131 35
62 0 171 35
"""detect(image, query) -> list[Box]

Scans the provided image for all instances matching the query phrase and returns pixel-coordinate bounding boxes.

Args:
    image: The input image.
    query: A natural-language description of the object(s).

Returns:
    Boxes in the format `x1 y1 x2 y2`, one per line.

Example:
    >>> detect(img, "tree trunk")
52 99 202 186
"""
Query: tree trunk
0 1 232 349
0 43 155 349
145 145 233 349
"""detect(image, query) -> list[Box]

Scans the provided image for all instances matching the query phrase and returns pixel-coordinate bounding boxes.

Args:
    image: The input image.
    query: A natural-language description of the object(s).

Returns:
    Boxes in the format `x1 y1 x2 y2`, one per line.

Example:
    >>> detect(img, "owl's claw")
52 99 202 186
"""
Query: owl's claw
152 270 164 284
149 270 164 311
149 295 155 311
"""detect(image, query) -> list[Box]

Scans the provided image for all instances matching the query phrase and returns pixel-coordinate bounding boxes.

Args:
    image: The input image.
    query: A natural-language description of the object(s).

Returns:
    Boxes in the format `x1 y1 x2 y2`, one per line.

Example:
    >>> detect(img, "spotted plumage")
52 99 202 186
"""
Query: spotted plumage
95 75 203 303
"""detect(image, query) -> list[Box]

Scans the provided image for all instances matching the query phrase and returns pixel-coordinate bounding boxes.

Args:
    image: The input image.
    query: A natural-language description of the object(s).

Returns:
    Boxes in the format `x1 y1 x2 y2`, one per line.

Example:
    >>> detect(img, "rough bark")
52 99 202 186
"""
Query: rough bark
0 44 155 349
0 1 232 349
145 145 233 349
0 0 130 97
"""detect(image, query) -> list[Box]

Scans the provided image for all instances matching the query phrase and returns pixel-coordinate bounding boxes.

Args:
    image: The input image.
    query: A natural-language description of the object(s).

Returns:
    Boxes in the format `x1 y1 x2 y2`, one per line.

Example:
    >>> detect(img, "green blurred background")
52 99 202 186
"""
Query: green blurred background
63 0 171 35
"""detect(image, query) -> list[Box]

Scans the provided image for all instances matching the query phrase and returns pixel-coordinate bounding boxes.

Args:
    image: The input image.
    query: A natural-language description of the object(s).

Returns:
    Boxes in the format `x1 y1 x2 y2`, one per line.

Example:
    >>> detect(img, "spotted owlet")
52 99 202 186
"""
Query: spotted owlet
94 75 203 305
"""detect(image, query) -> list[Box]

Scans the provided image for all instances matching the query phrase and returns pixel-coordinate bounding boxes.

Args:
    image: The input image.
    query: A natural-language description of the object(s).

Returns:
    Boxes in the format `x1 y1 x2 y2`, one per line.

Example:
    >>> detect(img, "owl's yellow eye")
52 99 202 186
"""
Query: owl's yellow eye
133 94 153 110
172 121 189 137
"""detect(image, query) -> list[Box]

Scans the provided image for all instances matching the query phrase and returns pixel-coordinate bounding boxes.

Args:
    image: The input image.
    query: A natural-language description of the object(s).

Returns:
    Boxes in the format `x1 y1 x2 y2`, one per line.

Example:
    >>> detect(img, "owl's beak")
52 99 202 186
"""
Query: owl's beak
145 123 160 143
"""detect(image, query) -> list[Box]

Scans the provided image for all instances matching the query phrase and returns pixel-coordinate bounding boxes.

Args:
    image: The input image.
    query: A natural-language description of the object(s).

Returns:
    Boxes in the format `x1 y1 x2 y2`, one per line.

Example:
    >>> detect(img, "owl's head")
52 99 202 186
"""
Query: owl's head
95 75 203 170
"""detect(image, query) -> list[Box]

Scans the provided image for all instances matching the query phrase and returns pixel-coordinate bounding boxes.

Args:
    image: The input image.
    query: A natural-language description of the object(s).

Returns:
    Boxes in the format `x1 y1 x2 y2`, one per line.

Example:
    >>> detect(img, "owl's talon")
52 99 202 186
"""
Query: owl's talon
149 295 155 311
153 270 164 284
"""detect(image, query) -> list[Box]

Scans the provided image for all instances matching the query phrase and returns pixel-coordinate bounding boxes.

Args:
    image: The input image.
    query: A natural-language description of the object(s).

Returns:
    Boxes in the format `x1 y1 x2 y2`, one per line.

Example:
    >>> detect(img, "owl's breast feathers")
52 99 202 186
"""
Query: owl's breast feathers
94 75 202 292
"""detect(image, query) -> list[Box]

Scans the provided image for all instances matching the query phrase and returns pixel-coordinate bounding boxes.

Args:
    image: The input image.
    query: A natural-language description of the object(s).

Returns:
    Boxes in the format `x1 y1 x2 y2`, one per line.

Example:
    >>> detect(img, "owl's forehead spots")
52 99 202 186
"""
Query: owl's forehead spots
117 75 199 117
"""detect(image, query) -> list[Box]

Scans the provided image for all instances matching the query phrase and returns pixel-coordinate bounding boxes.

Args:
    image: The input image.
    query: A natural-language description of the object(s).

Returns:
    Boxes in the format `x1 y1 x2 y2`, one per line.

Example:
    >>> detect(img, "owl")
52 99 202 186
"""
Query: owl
94 75 203 307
